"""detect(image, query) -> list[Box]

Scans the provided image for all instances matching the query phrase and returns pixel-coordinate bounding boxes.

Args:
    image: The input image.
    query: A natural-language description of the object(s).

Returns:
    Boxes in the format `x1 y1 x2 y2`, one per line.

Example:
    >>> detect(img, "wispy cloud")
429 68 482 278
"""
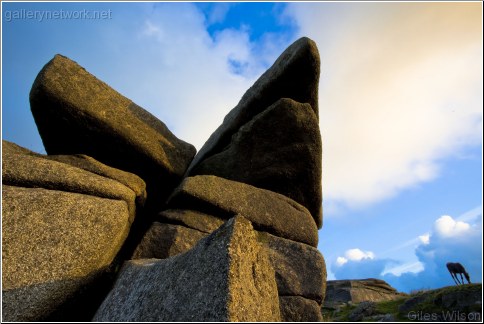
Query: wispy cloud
287 2 482 209
80 3 291 150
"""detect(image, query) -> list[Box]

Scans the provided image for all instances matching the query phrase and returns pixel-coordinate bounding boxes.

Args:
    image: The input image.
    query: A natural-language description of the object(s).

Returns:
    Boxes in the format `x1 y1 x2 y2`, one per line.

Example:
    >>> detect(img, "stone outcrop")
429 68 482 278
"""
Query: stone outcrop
279 296 323 322
186 37 322 228
2 141 143 222
398 284 482 319
258 231 326 302
132 210 325 320
3 140 147 206
29 54 196 210
167 175 318 247
189 98 322 228
3 36 325 322
158 209 225 234
131 222 207 259
94 216 281 322
186 37 319 172
2 186 131 321
324 279 406 308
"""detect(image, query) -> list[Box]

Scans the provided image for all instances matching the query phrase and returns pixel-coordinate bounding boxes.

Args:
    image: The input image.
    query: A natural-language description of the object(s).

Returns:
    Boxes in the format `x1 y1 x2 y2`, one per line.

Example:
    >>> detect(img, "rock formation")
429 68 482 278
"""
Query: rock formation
324 279 407 308
185 37 322 228
29 54 196 212
94 216 281 322
2 36 325 322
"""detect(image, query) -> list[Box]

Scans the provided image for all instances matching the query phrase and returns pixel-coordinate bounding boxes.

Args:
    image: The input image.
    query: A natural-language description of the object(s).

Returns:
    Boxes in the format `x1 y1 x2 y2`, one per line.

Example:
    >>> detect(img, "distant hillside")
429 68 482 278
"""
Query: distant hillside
323 283 482 322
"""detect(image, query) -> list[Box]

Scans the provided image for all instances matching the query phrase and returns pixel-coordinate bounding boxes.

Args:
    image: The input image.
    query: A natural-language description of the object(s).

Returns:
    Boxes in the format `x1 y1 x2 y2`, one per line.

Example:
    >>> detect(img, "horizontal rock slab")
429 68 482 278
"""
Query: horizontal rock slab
257 231 326 302
47 154 147 206
2 186 131 321
2 141 138 222
190 98 322 227
279 296 323 322
324 279 406 307
94 216 281 322
131 222 207 259
29 54 196 210
187 37 320 177
167 175 318 247
158 209 225 234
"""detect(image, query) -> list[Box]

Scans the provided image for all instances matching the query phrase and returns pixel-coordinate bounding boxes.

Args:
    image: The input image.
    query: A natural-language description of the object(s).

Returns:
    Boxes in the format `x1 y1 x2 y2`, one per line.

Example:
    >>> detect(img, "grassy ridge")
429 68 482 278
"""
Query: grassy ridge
323 283 482 322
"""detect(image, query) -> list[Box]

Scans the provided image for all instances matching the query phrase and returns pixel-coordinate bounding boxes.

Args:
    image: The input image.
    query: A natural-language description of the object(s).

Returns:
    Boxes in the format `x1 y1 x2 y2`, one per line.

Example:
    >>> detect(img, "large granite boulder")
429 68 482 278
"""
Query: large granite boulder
187 37 319 174
279 296 323 322
257 231 326 303
3 140 147 206
94 216 281 322
29 54 196 210
2 186 132 321
324 279 406 308
189 98 322 228
167 175 318 247
2 140 143 222
186 37 322 228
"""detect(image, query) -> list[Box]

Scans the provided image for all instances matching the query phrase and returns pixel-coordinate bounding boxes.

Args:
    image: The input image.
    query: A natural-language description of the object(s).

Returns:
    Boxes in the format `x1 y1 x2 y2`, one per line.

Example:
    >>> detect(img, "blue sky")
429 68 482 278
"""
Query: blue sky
2 2 482 293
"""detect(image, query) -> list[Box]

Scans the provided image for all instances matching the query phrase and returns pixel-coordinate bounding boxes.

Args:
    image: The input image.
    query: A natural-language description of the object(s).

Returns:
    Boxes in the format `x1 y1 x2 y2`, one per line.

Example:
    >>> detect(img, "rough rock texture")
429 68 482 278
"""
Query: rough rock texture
190 98 322 227
158 209 225 234
29 54 196 210
94 216 281 322
2 186 131 321
399 284 482 317
348 301 376 322
167 175 318 247
47 154 147 206
324 279 405 307
131 222 207 259
3 140 147 206
279 296 323 322
186 37 320 176
2 141 139 222
257 231 326 302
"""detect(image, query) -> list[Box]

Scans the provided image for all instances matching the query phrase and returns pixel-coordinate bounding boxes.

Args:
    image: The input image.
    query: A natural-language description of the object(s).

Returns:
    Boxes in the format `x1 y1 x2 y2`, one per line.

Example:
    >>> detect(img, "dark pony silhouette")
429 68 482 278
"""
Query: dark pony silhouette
446 262 471 285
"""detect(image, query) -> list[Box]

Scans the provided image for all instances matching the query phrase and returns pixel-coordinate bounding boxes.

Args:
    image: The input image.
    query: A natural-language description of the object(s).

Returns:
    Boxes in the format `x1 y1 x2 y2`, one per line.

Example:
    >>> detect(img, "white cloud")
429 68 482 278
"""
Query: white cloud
419 233 430 245
83 3 289 151
336 248 375 266
346 248 375 261
434 215 471 238
286 2 483 209
336 256 348 266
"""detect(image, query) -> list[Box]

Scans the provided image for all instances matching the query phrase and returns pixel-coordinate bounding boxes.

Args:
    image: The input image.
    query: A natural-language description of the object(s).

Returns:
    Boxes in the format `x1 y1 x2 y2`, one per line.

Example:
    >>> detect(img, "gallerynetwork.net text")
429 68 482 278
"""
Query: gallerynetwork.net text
4 9 112 22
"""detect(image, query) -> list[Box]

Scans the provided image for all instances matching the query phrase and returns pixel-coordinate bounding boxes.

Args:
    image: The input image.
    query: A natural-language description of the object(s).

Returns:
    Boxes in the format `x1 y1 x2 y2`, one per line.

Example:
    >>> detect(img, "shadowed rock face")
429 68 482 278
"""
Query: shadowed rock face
131 222 207 259
167 175 318 247
29 54 196 211
279 296 323 322
93 216 281 322
190 98 322 228
186 37 322 228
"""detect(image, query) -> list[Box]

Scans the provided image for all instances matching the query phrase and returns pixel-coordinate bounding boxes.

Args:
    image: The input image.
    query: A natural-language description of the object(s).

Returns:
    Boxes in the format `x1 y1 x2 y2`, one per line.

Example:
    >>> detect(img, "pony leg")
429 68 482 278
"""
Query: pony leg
451 272 460 285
